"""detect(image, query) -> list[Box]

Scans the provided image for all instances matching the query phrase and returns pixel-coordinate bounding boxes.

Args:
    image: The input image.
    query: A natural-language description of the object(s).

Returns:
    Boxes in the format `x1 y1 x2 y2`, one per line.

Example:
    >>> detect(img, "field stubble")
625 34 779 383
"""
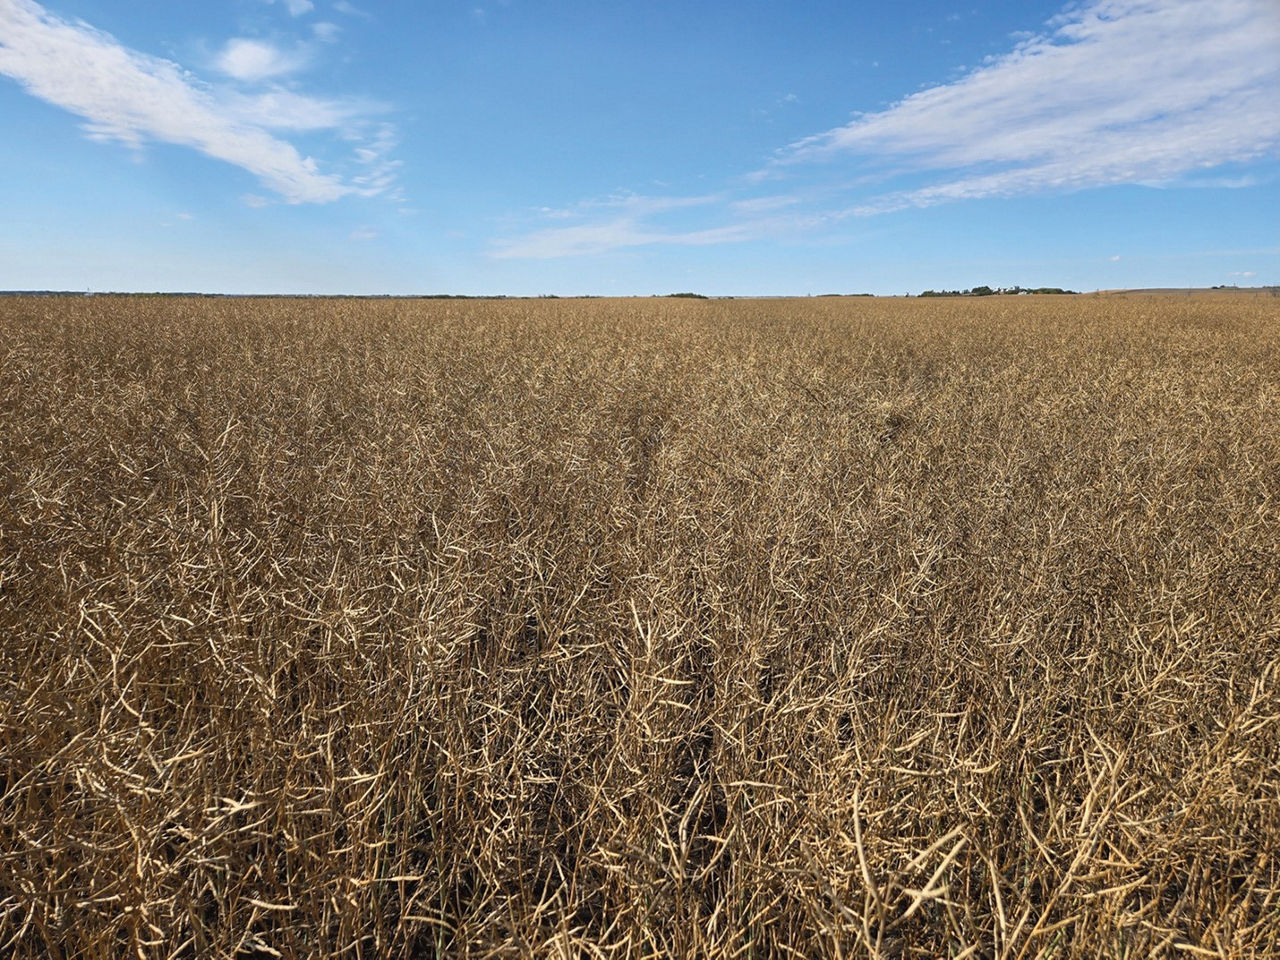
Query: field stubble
1 294 1278 957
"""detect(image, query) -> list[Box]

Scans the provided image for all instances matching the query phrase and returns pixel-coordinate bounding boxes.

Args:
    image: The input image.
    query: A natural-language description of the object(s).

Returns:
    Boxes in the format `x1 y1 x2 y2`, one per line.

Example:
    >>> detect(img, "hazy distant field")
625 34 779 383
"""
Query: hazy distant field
2 294 1278 958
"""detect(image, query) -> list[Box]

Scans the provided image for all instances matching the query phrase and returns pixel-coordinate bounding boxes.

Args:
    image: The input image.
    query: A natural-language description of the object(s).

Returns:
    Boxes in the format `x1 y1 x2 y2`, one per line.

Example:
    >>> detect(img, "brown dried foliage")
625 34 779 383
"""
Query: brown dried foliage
1 294 1278 958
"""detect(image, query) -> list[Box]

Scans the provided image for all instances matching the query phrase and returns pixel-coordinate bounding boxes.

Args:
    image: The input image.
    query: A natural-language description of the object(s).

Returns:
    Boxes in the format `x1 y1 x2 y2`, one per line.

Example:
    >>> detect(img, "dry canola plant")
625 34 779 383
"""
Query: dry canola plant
1 293 1278 957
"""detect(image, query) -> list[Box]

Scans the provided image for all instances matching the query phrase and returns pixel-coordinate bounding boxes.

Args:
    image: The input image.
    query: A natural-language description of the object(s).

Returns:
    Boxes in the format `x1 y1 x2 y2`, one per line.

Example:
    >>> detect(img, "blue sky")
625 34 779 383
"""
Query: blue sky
1 0 1277 295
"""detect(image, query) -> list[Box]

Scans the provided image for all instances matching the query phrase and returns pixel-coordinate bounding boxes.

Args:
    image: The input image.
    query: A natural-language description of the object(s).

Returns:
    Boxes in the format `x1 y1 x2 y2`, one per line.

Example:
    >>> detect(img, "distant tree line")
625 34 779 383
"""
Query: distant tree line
918 285 1077 297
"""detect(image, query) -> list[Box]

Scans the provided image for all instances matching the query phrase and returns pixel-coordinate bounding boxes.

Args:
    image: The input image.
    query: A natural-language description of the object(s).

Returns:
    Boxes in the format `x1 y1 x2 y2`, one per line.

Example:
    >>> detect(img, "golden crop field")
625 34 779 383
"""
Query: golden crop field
2 293 1278 958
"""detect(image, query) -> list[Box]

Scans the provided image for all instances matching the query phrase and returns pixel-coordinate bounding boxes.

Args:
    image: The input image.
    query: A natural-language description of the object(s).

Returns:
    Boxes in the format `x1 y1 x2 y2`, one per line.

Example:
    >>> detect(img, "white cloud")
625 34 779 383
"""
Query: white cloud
1171 174 1262 190
312 22 340 43
265 0 314 16
773 0 1280 208
492 192 738 257
215 38 307 82
530 191 722 222
497 0 1280 259
730 194 802 214
0 0 396 203
220 88 379 132
348 122 401 196
332 1 370 18
492 218 761 260
1109 254 1122 261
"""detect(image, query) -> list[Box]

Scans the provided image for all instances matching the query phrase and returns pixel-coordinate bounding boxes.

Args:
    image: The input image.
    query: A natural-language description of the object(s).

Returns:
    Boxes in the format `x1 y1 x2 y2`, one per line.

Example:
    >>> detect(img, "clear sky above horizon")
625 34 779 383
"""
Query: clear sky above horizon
1 0 1277 295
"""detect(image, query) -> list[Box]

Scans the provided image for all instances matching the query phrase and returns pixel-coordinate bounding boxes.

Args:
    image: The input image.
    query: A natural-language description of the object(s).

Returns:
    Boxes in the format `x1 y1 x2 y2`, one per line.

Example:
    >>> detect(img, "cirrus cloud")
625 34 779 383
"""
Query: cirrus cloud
492 218 758 260
215 38 308 82
264 0 314 17
0 0 397 204
495 0 1280 259
773 0 1280 208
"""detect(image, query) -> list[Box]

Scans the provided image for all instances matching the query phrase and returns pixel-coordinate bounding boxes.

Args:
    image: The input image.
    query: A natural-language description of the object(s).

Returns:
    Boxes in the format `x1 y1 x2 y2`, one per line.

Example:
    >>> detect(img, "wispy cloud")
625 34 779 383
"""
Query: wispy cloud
533 191 723 221
264 0 314 17
495 0 1279 259
493 218 759 260
332 1 370 19
215 38 308 82
492 191 739 258
729 194 803 215
312 22 341 43
349 123 401 197
0 0 396 203
772 0 1280 207
217 87 380 133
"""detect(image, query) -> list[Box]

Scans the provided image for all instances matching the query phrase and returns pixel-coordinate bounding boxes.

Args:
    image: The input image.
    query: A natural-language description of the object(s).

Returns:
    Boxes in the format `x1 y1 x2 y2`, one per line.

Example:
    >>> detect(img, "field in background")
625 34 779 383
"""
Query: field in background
2 294 1278 958
1096 288 1280 299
